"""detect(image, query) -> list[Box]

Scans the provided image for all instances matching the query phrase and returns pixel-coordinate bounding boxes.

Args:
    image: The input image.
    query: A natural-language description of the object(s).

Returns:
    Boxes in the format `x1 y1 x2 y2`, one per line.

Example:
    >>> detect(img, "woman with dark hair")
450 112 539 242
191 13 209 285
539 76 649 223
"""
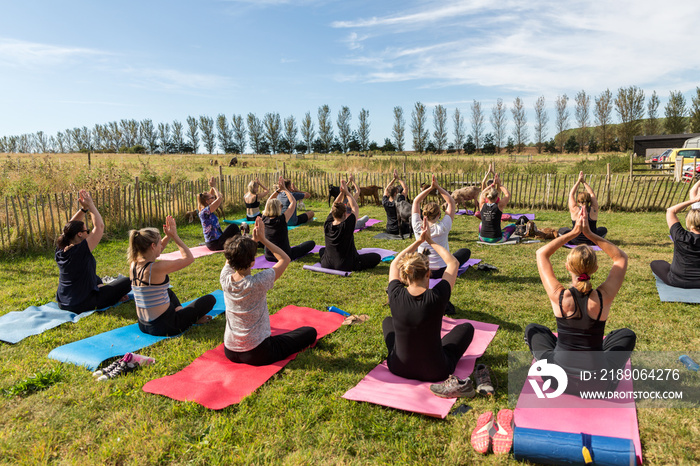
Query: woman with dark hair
55 190 131 313
382 169 410 235
261 176 315 262
478 173 515 243
558 171 607 244
525 208 635 395
319 180 381 272
221 217 317 365
650 194 700 288
198 176 240 251
128 216 214 336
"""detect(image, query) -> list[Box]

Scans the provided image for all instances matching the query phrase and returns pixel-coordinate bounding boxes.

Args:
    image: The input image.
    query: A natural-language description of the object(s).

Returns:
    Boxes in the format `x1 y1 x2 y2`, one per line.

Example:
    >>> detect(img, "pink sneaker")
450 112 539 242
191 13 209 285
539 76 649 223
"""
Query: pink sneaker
492 409 514 455
470 411 494 454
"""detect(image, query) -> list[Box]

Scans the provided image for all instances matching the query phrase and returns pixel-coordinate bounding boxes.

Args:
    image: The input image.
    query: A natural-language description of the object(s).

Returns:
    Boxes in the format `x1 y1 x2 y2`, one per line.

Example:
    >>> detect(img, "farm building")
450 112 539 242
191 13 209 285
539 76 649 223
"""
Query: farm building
634 132 700 157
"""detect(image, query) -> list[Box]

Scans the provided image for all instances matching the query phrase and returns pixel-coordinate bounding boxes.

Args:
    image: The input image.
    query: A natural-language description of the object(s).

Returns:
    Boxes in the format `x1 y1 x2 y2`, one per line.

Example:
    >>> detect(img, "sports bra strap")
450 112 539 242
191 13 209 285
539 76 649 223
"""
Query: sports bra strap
131 262 154 286
558 287 604 320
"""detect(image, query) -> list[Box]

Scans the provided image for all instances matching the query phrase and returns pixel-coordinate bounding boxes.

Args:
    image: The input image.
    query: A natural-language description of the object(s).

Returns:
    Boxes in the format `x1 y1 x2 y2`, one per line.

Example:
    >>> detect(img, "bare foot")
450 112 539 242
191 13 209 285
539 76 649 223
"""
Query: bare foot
119 295 130 303
196 315 212 325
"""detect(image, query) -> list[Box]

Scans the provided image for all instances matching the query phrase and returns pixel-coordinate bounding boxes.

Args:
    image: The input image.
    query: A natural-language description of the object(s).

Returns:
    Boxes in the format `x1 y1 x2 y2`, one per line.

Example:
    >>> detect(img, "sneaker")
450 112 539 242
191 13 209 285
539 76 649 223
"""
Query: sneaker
471 411 494 454
474 364 495 396
92 355 127 378
97 354 138 381
492 409 514 455
429 375 476 399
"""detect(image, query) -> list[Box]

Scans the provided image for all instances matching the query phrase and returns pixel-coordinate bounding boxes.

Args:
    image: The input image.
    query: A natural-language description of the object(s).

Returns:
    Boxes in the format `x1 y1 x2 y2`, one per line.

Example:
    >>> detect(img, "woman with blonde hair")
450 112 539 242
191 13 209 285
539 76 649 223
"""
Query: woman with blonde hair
128 216 215 336
198 176 240 251
478 173 515 242
383 217 475 383
650 194 700 288
525 207 635 394
261 176 315 262
244 176 269 222
55 189 131 312
558 171 607 244
412 175 471 278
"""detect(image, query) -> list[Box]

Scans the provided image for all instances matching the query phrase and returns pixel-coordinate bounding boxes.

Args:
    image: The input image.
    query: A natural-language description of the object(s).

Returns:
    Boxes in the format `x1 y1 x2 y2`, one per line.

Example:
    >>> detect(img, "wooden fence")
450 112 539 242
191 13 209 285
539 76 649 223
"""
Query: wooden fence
0 170 691 252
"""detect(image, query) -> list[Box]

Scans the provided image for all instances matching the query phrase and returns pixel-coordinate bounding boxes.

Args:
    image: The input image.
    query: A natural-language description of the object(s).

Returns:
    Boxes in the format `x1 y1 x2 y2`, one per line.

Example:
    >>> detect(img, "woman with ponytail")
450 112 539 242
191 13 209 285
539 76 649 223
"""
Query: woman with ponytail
525 207 635 394
198 176 241 251
558 171 608 244
55 189 130 313
128 215 215 336
383 217 475 382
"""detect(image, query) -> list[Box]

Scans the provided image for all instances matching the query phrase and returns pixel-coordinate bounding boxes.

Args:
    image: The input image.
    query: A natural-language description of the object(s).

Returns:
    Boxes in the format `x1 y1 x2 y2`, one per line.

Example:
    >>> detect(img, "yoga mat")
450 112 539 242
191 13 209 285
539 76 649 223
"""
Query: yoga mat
342 318 499 418
0 292 134 345
303 248 396 276
372 232 410 240
477 239 521 246
223 218 316 230
564 243 602 251
251 245 323 270
460 210 535 220
47 290 227 371
142 305 344 409
428 258 481 289
354 218 381 233
514 360 642 465
653 273 700 303
159 245 222 261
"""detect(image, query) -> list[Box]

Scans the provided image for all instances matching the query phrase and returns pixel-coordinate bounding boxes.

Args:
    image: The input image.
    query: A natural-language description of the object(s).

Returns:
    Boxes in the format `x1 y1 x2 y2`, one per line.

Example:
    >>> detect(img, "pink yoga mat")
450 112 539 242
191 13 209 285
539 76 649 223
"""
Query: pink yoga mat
354 218 381 233
428 258 481 288
159 245 222 261
342 318 499 418
514 360 642 464
142 305 344 410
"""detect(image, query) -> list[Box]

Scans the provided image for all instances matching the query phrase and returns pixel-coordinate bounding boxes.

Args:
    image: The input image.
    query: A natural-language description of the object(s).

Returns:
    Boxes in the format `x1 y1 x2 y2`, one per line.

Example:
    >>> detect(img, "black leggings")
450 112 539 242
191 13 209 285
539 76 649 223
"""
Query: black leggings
264 241 316 262
138 290 216 337
382 316 475 381
224 326 317 366
650 260 673 285
318 249 382 271
430 248 471 279
557 227 608 245
60 277 132 314
524 323 636 393
206 223 241 251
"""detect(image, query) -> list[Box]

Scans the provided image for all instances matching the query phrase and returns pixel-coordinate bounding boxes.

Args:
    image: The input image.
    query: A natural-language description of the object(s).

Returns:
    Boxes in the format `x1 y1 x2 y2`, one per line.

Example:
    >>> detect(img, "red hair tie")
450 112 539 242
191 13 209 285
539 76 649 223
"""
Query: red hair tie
578 273 590 281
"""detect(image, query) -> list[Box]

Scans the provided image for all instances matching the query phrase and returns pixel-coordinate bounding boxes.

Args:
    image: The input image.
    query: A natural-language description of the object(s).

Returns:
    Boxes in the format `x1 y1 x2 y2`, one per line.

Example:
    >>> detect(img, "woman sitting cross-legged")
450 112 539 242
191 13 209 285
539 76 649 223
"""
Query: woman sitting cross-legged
128 216 215 336
383 217 475 388
525 207 635 395
319 180 382 272
244 176 269 222
198 176 240 251
55 189 131 313
261 176 315 262
412 175 471 278
478 173 516 243
221 217 317 366
382 169 411 236
650 194 700 288
558 171 607 244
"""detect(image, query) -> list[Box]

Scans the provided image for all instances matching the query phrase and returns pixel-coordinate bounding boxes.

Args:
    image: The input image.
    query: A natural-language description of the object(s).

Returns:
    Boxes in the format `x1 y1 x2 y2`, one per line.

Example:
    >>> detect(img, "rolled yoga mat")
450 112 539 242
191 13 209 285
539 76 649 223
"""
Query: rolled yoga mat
513 427 636 466
303 248 396 276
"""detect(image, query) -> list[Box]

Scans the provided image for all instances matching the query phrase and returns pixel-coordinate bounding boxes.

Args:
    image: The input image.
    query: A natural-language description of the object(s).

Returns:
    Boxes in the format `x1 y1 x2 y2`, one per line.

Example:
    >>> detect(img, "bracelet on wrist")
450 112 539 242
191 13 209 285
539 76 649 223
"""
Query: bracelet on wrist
80 208 89 213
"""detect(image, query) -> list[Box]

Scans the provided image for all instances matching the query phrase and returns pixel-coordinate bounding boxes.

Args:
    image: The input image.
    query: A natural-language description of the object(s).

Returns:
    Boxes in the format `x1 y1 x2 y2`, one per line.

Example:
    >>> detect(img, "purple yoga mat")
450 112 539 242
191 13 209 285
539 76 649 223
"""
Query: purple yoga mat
354 218 381 233
251 245 324 270
564 243 602 251
428 258 481 288
303 248 397 276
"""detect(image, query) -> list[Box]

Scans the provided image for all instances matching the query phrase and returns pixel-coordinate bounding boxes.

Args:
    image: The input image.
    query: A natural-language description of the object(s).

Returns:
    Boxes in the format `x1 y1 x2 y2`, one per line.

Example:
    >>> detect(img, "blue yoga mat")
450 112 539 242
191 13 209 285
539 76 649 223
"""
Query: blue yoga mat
47 290 226 370
513 426 636 466
653 273 700 303
0 293 134 345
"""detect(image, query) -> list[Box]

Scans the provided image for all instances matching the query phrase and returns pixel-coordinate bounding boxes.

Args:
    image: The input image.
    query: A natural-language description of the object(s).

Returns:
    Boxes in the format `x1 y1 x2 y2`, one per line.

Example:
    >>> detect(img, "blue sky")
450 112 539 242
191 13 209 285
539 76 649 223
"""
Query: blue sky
1 0 699 152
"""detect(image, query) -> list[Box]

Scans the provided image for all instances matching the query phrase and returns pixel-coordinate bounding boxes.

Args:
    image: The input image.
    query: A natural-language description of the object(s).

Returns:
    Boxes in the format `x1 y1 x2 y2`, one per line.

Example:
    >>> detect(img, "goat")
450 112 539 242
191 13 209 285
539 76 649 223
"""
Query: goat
358 185 382 206
229 156 238 167
395 197 413 239
328 184 340 206
451 185 481 213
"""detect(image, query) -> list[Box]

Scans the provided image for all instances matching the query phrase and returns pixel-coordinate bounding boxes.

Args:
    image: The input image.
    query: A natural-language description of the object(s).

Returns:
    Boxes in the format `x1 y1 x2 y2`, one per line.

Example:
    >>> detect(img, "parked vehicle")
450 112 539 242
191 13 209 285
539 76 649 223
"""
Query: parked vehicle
646 149 673 169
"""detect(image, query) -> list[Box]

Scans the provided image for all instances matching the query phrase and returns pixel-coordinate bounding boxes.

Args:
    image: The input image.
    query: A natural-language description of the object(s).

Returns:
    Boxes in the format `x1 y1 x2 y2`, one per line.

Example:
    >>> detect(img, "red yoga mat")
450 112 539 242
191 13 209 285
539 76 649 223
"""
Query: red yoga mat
142 305 344 409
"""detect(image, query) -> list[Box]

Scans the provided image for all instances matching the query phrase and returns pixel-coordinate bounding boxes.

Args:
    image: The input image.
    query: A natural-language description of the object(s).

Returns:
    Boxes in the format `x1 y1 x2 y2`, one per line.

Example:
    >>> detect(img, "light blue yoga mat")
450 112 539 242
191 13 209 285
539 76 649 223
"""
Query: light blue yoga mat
0 293 134 345
653 273 700 304
48 290 226 370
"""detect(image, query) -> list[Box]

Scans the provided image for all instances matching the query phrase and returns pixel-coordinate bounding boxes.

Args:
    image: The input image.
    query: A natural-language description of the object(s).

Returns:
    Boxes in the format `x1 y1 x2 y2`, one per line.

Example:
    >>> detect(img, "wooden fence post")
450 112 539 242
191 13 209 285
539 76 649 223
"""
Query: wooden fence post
135 176 142 227
605 163 611 210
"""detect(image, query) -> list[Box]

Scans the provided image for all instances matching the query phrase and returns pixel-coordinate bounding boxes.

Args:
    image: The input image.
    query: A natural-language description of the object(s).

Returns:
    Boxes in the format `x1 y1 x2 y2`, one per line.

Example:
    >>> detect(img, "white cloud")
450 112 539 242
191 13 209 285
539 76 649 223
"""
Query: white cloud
123 67 235 92
0 37 105 68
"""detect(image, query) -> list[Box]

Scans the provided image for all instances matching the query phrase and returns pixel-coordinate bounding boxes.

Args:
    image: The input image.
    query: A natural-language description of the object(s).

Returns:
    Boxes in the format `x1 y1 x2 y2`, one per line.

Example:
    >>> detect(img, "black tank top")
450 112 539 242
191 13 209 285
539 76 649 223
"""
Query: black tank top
245 199 260 209
555 287 605 352
571 206 597 244
480 203 502 239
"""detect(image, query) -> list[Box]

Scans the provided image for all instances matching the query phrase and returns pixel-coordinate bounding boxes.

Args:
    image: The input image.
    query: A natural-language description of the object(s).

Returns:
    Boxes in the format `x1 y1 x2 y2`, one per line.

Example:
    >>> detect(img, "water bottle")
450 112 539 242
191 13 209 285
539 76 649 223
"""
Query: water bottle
679 355 700 371
327 306 350 317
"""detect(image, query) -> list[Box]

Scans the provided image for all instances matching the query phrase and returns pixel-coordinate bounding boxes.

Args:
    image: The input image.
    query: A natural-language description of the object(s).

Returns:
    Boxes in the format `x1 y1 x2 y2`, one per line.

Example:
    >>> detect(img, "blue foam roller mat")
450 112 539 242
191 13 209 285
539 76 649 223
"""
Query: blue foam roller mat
513 427 636 466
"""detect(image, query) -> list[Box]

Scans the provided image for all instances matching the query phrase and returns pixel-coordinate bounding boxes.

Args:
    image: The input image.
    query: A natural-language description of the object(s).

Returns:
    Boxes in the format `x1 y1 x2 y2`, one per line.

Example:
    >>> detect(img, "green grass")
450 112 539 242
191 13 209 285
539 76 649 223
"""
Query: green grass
1 201 699 464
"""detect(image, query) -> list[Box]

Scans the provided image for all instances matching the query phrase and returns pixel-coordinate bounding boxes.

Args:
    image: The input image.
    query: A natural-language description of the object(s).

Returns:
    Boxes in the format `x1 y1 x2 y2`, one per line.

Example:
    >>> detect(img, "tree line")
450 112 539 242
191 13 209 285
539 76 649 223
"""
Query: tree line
1 87 699 156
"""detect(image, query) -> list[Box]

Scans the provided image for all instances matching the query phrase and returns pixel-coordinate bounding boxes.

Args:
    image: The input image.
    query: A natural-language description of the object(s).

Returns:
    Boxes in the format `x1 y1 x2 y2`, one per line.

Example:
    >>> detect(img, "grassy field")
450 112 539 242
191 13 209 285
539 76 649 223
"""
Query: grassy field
1 200 699 464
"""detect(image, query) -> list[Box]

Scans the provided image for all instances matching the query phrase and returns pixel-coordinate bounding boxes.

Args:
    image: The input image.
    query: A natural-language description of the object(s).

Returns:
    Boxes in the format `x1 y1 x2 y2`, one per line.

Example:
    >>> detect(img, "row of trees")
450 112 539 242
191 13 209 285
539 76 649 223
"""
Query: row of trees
2 88 700 155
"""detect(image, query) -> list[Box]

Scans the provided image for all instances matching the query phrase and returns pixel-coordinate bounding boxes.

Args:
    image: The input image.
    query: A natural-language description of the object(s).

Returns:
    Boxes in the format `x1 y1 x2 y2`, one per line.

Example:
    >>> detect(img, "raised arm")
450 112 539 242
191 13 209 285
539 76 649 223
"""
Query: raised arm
667 196 700 229
208 177 224 212
255 177 269 198
333 180 348 207
412 176 434 214
396 176 408 198
495 174 511 210
342 180 359 218
582 179 599 215
481 162 495 191
690 179 700 201
536 220 582 302
252 217 289 280
422 216 459 289
568 171 584 212
389 227 427 283
152 216 194 275
77 190 105 251
279 177 297 223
